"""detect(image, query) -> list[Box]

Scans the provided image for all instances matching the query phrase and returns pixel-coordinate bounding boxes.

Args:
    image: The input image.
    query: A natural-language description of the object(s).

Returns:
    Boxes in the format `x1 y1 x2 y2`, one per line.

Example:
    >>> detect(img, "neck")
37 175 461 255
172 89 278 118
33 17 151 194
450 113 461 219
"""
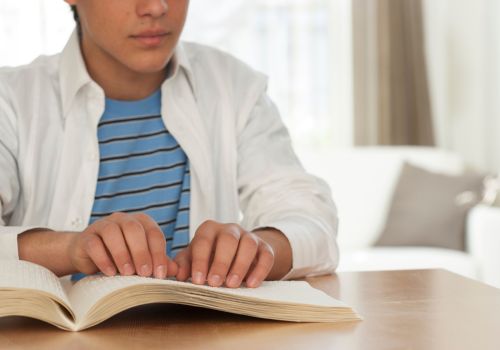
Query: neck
80 38 167 101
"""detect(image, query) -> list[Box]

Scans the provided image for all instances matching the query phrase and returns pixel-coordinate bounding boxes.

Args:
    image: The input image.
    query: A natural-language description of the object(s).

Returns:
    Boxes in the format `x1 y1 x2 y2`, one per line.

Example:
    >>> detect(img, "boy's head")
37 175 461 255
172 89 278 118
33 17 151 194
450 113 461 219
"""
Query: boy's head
65 0 189 75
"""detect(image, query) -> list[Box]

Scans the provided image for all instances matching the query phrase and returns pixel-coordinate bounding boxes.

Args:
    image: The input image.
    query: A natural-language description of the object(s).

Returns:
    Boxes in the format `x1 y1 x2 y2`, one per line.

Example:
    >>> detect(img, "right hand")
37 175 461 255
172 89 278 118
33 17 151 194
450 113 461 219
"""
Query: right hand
68 212 178 279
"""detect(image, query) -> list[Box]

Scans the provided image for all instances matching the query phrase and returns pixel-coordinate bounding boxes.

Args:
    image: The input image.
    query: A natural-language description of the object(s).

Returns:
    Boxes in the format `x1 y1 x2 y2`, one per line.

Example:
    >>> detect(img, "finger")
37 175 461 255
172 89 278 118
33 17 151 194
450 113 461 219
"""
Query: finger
135 213 169 279
146 230 168 279
245 241 275 288
84 233 117 276
225 232 259 288
207 225 241 287
97 220 135 276
174 248 191 281
118 218 153 277
167 258 179 277
191 220 218 285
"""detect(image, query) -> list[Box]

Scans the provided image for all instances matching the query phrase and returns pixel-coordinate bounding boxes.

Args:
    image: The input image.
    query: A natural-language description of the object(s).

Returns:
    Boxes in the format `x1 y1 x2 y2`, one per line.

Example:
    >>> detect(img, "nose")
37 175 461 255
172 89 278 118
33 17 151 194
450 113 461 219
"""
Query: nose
137 0 168 18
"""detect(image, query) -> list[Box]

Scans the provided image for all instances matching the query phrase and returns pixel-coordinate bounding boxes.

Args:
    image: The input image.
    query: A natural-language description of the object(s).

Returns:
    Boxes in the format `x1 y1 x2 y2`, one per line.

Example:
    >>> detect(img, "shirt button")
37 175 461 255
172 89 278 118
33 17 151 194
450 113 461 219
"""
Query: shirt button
71 218 84 229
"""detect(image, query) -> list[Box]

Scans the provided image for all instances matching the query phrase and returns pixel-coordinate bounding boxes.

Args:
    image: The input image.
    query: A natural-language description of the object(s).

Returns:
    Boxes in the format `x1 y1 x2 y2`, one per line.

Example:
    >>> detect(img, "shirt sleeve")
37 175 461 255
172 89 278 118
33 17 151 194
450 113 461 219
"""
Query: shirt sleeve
0 89 32 260
237 91 339 280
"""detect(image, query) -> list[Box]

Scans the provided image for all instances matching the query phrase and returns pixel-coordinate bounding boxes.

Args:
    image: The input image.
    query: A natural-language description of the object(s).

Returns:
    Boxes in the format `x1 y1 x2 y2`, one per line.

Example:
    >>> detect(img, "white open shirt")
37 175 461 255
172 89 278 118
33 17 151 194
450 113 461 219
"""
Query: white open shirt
0 32 338 279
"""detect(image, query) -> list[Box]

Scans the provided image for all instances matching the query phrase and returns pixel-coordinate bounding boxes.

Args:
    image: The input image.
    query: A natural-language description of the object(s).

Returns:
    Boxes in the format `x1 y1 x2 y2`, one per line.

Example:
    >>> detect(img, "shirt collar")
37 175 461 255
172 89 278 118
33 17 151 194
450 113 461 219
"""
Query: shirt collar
59 30 197 119
164 41 198 98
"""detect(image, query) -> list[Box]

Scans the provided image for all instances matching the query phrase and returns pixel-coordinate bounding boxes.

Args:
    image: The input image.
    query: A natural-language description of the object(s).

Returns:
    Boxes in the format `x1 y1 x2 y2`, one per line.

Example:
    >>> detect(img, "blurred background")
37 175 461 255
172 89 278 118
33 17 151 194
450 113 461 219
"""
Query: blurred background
1 1 500 286
1 0 500 171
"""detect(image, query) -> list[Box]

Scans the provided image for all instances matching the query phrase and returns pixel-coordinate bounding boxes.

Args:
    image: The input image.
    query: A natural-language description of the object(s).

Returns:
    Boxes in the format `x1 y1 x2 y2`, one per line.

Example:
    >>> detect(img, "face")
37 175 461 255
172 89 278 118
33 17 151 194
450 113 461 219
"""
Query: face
65 0 189 74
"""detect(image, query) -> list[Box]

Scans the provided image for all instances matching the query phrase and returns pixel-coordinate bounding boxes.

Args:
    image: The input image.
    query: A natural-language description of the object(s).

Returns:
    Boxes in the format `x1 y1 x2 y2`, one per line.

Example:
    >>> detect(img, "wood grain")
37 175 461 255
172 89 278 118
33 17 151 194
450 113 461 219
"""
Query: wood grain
1 269 499 350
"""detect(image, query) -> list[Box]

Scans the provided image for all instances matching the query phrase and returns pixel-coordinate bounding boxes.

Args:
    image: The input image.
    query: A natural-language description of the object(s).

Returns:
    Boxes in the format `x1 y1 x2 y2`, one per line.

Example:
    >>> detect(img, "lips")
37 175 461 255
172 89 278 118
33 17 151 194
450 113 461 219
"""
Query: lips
131 29 170 47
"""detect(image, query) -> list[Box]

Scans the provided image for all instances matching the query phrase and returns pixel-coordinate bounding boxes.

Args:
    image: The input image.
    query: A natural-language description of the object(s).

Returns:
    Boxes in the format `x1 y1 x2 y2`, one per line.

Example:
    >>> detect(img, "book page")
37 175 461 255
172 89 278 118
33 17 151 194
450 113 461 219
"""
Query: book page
0 260 71 307
69 274 347 322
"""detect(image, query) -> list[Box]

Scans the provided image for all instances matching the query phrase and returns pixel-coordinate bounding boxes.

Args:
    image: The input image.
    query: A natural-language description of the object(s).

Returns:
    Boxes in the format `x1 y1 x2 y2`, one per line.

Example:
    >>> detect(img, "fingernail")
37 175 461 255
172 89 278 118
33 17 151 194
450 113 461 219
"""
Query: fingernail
193 271 204 284
141 264 150 276
247 277 258 288
227 274 240 287
123 263 134 276
209 274 221 286
105 266 117 276
155 265 166 279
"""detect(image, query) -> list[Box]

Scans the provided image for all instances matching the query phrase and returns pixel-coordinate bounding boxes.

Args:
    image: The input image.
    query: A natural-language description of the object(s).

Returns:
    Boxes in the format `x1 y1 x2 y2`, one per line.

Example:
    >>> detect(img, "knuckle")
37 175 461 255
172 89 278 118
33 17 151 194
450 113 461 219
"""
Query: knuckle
201 219 216 227
222 224 241 239
193 235 213 249
110 212 126 221
99 221 119 236
243 232 259 249
261 247 275 263
121 219 143 233
86 219 101 230
146 227 164 239
260 240 273 252
134 212 153 222
220 231 239 246
198 219 217 232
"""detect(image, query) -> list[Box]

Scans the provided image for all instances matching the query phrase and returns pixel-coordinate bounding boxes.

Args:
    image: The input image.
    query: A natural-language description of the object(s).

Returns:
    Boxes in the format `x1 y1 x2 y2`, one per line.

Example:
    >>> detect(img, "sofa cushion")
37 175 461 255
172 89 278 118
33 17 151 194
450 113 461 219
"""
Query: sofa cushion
376 162 484 251
298 147 466 251
337 247 478 279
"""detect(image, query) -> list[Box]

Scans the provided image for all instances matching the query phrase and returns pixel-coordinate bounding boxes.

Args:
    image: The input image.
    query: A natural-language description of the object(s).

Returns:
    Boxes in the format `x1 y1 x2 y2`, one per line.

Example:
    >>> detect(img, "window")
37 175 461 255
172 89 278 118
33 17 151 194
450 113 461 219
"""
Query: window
0 0 353 157
184 0 353 154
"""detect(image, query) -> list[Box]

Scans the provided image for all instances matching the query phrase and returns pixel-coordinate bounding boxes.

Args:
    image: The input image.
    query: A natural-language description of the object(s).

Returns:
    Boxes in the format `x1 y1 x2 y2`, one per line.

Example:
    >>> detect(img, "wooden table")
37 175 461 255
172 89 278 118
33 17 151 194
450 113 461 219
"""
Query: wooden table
1 269 499 350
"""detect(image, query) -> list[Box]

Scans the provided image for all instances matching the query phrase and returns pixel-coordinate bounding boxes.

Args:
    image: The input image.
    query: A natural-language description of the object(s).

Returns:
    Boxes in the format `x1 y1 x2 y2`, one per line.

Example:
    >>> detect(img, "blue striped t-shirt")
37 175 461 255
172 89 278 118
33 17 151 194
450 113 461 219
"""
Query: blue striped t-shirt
72 90 190 280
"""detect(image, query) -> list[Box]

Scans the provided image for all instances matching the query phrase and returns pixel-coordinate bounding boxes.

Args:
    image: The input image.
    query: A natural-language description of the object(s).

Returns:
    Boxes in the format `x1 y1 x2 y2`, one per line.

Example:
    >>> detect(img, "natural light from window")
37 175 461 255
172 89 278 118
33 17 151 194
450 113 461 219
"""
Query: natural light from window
0 0 353 161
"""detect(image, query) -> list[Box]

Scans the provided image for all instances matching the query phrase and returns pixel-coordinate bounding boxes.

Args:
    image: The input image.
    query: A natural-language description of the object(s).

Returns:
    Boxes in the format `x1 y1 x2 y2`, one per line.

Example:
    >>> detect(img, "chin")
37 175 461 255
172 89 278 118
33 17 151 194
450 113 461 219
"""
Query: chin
127 49 175 74
127 59 170 75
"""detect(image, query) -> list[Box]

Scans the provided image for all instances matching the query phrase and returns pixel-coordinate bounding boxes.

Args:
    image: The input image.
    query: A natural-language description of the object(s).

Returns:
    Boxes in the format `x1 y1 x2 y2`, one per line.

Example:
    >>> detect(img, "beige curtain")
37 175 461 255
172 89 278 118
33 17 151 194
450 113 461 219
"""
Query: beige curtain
353 0 434 146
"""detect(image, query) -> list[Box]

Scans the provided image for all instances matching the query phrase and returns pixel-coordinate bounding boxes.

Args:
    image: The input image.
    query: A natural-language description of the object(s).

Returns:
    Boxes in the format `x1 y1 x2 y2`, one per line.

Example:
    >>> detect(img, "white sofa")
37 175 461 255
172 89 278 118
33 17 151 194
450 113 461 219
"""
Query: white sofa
298 146 500 288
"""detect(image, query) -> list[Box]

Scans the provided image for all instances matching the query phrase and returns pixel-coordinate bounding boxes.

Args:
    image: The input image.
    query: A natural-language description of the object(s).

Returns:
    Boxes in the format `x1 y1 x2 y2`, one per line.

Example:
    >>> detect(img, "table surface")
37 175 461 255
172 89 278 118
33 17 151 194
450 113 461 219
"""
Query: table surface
1 269 499 350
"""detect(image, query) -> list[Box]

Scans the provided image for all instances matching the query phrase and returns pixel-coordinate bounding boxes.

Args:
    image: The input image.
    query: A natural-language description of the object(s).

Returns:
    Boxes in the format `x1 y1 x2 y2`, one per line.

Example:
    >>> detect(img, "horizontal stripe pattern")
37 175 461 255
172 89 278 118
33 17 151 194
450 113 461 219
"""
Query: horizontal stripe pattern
99 129 169 145
73 91 190 282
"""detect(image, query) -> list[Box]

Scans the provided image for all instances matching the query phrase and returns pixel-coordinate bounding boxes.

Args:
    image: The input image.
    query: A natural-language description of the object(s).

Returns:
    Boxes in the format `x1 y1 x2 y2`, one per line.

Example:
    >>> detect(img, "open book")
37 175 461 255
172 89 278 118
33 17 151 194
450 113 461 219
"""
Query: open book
0 260 361 331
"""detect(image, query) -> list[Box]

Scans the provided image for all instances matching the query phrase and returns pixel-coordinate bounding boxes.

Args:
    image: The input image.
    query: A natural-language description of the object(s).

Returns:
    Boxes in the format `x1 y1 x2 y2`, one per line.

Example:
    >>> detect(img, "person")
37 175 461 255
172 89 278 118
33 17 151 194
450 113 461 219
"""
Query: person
0 0 338 288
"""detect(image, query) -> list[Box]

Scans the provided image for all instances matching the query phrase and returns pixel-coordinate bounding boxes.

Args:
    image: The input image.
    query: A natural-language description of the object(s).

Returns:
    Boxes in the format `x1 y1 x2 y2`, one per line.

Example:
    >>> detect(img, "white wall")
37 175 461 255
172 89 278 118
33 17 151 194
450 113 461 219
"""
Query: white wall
423 0 500 173
0 0 73 67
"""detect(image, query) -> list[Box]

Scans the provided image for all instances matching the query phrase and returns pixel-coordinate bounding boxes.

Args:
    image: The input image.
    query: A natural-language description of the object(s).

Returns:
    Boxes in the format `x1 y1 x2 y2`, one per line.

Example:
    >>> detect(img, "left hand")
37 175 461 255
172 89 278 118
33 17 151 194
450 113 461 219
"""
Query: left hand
174 220 292 288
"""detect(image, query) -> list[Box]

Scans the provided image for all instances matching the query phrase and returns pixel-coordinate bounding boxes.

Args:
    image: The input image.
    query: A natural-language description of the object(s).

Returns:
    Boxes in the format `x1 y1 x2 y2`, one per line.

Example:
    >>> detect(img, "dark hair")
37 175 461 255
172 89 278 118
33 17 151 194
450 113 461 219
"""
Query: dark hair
70 5 79 22
70 5 81 36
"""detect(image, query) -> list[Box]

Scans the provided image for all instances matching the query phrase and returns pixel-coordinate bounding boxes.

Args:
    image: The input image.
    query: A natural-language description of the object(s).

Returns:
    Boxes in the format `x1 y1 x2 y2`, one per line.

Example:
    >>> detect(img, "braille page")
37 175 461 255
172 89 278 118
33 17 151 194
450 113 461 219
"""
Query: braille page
68 274 348 322
0 260 71 307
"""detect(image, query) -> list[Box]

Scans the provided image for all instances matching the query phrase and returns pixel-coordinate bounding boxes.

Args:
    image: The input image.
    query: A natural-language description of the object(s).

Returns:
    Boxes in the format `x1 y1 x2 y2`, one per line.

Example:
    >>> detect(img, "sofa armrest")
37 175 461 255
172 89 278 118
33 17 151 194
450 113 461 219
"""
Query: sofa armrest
466 205 500 288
